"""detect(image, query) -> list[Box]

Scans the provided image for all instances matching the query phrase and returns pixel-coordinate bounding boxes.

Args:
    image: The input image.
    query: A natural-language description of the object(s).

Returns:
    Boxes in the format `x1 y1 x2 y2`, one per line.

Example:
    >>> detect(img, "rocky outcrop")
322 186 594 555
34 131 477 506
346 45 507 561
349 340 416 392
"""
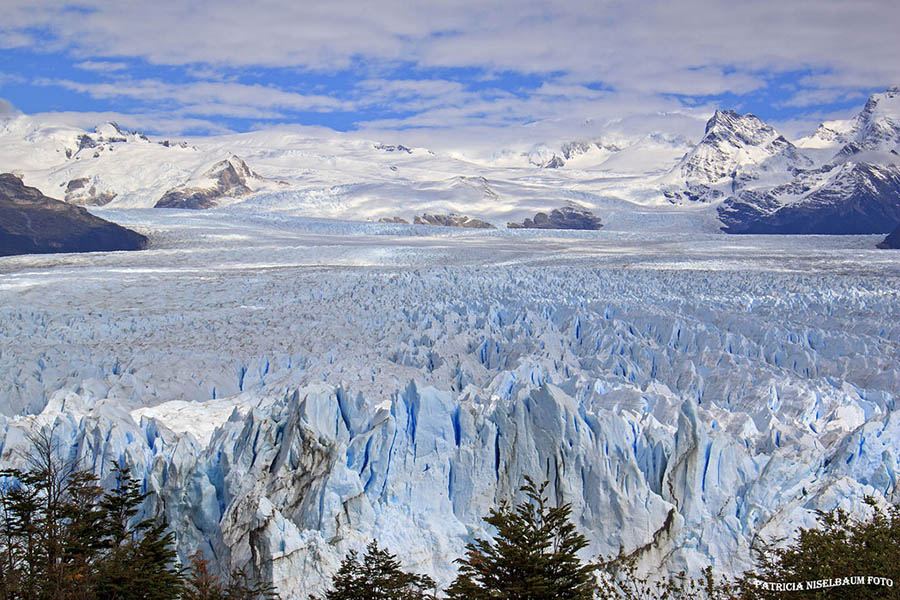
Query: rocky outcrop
378 216 410 224
374 143 412 154
64 177 117 206
877 224 900 248
155 156 256 210
413 213 495 229
507 205 603 230
0 173 147 256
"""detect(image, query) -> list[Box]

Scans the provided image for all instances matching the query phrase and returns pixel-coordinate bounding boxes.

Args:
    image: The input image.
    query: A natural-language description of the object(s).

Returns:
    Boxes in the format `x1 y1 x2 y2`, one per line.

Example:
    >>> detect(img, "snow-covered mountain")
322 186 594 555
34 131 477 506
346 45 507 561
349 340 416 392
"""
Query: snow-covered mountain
720 162 900 234
715 89 900 234
798 86 900 156
660 110 812 203
155 155 265 209
1 88 899 235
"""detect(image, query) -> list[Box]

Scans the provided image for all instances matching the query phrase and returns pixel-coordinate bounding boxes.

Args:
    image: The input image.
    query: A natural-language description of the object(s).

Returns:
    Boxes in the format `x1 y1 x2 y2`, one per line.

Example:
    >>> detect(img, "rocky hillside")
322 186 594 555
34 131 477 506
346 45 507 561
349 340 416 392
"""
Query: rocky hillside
0 173 147 256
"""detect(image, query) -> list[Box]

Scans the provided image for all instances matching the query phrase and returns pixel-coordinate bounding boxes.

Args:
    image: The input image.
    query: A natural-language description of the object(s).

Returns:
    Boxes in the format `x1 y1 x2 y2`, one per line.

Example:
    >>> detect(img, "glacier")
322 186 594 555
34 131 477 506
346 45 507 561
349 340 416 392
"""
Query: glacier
0 211 897 597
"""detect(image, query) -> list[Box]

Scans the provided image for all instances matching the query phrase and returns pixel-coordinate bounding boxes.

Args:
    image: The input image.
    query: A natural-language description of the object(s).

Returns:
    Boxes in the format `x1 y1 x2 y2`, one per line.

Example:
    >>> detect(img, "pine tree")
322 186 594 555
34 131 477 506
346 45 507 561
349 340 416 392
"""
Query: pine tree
92 465 184 599
320 540 435 600
446 477 595 600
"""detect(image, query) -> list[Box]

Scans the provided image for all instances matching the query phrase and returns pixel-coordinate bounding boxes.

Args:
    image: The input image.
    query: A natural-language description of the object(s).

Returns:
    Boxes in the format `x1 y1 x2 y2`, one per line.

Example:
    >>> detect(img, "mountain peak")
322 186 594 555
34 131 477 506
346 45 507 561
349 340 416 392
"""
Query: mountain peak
669 110 806 192
704 110 771 141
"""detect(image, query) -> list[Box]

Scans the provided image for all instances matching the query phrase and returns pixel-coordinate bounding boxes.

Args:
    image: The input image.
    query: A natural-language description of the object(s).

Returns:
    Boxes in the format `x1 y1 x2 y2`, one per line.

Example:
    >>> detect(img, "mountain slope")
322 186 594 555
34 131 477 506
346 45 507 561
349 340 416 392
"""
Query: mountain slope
716 88 900 234
0 173 147 256
719 162 900 234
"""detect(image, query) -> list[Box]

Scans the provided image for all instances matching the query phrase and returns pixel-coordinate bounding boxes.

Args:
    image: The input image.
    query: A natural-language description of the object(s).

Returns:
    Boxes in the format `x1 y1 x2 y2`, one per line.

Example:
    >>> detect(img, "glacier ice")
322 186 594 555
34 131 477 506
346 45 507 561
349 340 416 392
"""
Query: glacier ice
0 213 898 597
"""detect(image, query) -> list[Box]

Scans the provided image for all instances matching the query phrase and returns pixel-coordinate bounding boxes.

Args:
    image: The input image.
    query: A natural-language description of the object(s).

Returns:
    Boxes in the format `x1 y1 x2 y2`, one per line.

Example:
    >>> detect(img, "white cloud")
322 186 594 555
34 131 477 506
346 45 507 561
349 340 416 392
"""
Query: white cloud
75 60 128 73
26 109 234 136
37 77 351 114
3 0 897 145
3 0 898 95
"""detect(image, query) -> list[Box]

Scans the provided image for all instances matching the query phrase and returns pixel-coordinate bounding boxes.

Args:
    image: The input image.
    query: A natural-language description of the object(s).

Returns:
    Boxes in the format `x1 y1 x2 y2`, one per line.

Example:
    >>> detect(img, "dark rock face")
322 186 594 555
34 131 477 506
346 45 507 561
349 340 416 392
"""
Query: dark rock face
155 157 255 209
155 188 222 210
507 205 603 230
413 213 495 229
0 173 147 257
378 216 410 224
542 155 566 169
719 163 900 234
878 225 900 249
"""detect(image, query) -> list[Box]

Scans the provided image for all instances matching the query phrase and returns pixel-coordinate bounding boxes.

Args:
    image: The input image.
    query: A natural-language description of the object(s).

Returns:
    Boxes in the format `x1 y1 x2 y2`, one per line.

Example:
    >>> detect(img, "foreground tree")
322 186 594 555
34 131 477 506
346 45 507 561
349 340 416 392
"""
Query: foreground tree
446 477 594 600
739 498 900 600
0 429 183 600
320 540 435 600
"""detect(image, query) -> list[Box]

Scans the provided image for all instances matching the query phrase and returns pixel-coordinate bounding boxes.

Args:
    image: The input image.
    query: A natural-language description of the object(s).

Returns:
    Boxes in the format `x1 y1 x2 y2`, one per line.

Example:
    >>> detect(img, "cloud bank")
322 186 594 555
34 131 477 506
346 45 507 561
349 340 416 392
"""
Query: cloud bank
1 0 897 146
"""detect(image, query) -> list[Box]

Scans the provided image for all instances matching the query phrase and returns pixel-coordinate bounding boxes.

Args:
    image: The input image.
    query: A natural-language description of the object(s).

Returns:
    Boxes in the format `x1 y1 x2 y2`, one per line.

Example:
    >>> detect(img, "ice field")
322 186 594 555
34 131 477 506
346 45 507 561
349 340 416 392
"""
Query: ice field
0 209 897 596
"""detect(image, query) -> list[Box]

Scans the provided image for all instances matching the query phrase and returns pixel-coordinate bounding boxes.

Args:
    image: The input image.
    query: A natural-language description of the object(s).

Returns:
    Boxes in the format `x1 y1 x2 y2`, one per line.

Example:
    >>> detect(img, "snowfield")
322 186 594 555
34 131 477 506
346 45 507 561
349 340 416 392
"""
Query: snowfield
0 210 898 597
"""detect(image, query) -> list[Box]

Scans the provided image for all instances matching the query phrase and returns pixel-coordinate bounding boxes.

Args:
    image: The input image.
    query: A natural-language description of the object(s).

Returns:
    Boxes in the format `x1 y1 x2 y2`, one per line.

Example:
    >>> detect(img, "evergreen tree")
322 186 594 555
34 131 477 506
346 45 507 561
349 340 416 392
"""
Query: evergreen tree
93 466 184 599
320 540 435 600
446 477 595 600
739 498 900 600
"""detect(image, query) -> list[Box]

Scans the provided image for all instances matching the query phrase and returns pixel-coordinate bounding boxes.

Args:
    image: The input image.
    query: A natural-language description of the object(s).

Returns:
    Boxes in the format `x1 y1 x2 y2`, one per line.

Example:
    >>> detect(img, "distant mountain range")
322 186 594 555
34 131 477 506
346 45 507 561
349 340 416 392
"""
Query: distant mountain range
1 87 898 236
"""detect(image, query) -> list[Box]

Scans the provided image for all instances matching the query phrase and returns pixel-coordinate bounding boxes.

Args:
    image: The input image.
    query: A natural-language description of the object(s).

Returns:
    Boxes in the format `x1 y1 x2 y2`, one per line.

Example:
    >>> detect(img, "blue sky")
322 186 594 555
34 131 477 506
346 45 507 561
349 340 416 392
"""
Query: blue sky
1 1 897 146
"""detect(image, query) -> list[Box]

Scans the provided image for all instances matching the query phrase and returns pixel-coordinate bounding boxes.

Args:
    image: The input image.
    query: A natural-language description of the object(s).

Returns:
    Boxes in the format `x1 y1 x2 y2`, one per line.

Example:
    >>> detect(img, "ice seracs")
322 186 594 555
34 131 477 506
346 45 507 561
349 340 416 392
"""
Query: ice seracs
0 222 896 597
